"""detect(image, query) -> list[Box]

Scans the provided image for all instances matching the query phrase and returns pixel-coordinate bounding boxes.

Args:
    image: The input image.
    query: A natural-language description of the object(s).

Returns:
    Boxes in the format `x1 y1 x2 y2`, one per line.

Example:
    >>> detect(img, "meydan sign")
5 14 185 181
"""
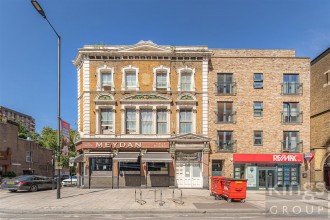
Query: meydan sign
96 142 142 149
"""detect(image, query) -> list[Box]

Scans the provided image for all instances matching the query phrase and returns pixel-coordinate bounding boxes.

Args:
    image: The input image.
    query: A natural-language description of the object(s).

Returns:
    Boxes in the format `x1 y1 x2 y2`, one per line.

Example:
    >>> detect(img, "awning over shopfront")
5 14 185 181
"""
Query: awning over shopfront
71 154 84 163
142 152 172 162
113 152 140 162
85 152 113 158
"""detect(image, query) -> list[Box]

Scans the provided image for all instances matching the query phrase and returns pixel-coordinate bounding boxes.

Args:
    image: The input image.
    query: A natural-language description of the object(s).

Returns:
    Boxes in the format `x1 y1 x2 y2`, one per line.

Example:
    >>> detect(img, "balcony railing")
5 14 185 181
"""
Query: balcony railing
281 140 303 153
216 140 237 152
281 82 303 95
215 82 236 95
215 111 236 123
281 111 303 123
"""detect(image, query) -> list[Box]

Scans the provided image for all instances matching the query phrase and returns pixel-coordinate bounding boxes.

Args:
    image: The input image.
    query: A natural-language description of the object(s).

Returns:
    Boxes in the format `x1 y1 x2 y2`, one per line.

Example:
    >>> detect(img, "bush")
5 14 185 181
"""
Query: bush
2 171 16 178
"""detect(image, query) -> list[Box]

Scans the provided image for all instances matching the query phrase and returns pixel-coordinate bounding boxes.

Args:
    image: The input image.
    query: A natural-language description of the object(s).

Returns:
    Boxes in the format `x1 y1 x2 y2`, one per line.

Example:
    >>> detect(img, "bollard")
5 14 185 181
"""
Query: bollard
135 189 137 202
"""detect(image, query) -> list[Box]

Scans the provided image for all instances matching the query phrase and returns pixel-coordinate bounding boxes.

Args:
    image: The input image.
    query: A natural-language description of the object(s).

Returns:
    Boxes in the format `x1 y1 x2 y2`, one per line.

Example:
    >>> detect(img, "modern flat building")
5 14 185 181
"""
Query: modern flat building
73 41 311 190
311 47 330 190
0 106 35 132
208 49 311 190
73 41 212 188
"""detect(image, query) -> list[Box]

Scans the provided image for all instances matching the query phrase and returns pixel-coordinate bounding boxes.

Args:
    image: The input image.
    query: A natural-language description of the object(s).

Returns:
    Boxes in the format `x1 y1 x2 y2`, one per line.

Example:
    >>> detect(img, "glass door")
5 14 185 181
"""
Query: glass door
258 169 276 190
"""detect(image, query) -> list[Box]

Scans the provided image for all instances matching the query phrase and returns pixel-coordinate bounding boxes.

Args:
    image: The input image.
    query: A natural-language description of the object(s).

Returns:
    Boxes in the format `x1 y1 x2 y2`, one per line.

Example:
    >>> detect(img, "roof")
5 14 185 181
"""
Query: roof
311 47 330 65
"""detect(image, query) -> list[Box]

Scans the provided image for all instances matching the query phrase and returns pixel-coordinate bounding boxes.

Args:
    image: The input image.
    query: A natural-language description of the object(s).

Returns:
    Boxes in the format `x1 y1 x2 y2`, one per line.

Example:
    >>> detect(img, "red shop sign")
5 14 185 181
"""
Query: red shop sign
76 141 170 150
234 154 303 164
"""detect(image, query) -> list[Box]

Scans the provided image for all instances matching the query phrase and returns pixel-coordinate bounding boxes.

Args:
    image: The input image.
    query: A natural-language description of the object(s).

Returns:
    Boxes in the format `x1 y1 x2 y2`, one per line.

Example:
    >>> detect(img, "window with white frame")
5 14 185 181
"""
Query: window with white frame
101 72 112 87
26 151 32 163
126 109 136 134
156 71 167 90
179 109 192 133
100 109 113 134
125 72 137 88
157 109 167 134
140 109 152 134
181 71 192 91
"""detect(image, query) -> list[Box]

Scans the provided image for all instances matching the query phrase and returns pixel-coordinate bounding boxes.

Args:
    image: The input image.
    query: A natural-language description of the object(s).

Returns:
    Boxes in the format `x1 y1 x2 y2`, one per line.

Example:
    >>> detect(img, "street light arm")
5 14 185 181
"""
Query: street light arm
45 17 61 39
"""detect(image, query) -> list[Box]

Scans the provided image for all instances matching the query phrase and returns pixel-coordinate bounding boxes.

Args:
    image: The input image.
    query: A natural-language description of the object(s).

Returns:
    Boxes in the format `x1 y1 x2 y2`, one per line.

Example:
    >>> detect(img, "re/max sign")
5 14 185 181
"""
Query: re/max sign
96 142 142 149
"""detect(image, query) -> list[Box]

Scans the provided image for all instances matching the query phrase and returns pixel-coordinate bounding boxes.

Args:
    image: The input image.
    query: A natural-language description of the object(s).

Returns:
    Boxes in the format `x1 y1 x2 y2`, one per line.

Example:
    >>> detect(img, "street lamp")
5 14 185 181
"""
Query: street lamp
31 0 61 199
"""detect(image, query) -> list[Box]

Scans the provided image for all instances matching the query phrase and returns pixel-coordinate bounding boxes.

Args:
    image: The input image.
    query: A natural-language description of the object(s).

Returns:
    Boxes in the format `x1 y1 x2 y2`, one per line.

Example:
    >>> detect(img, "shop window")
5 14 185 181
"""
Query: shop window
254 73 263 88
119 162 140 171
126 109 136 134
277 164 299 187
212 160 223 176
91 158 112 171
147 162 168 171
254 131 263 146
234 165 245 179
253 101 263 117
179 109 192 134
157 109 167 134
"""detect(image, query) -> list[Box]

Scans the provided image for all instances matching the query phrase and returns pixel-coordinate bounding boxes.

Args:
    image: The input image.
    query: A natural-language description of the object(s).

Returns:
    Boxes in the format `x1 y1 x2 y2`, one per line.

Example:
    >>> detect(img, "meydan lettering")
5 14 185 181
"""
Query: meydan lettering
96 142 142 149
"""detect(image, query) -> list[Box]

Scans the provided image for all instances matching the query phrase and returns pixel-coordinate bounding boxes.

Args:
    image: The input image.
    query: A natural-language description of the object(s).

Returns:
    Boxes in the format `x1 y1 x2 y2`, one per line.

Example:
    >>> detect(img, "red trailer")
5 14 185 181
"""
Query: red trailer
221 178 247 203
210 176 225 200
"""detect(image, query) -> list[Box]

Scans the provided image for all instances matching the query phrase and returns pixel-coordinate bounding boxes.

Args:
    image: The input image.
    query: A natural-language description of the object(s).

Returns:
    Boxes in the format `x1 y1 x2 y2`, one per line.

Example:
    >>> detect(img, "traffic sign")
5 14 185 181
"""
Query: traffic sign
304 153 314 163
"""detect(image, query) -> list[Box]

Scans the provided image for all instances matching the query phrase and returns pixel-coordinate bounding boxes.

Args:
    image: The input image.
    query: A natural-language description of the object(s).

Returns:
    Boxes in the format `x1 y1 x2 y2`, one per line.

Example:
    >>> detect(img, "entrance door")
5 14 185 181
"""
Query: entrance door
176 163 202 188
259 169 275 189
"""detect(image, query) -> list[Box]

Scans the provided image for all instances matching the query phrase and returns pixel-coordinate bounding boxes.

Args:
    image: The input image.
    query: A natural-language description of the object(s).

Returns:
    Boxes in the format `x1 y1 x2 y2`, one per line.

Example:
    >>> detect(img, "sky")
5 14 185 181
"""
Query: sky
0 0 329 133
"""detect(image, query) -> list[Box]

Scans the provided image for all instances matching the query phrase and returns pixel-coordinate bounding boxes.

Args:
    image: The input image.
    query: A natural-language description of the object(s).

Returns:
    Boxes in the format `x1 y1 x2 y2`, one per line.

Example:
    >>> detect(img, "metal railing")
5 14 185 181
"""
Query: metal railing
172 189 184 205
216 140 237 152
281 82 303 95
215 111 236 123
215 82 236 95
281 140 303 153
281 111 303 123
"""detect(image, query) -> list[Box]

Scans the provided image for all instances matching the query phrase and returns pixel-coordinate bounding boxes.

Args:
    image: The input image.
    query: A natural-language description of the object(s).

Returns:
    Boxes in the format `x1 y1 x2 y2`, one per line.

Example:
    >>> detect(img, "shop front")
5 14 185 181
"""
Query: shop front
233 153 304 190
169 134 211 189
74 140 173 188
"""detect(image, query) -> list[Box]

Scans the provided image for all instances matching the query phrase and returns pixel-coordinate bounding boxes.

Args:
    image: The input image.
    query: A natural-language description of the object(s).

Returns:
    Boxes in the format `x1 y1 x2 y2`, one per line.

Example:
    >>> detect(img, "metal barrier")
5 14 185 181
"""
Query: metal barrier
135 188 146 205
152 189 165 206
172 189 184 205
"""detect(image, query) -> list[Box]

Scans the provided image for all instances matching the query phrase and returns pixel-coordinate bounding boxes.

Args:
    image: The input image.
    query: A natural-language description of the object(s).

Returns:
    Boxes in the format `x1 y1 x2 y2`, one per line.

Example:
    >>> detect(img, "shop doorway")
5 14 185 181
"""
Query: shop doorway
176 162 202 188
323 156 330 190
258 169 275 189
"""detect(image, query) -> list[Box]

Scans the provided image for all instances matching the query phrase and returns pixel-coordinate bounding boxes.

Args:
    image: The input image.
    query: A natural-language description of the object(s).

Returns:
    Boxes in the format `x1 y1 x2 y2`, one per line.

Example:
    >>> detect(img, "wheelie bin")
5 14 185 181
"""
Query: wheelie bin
210 176 225 200
221 178 247 203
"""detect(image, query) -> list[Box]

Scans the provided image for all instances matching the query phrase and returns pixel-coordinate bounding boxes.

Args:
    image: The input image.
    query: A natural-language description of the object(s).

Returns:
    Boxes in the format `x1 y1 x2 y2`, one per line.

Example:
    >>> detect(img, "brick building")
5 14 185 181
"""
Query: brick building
311 47 330 190
73 41 212 188
209 49 311 190
0 121 53 177
0 106 35 132
73 41 311 190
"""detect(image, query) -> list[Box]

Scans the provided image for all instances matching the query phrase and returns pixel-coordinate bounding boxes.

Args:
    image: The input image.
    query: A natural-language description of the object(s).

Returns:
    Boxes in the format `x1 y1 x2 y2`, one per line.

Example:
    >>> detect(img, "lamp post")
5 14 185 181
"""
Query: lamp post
31 0 61 199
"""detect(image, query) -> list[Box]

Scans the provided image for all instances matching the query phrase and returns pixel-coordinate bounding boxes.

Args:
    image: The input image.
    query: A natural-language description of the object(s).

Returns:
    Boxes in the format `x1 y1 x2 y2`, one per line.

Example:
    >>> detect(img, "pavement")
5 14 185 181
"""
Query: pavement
0 187 329 218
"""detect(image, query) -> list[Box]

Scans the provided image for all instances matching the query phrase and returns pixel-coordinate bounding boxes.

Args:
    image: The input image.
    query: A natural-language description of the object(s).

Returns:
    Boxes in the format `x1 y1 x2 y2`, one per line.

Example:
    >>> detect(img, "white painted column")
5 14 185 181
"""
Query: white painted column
176 108 180 134
167 108 171 134
82 59 90 135
202 58 209 136
152 107 157 134
136 107 140 134
95 108 100 134
192 108 197 134
77 69 81 131
112 108 116 134
121 109 125 134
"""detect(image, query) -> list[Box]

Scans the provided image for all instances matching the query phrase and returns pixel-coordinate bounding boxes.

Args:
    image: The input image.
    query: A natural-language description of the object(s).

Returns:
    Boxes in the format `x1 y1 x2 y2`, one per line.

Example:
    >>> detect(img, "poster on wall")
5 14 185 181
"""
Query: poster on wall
245 166 257 187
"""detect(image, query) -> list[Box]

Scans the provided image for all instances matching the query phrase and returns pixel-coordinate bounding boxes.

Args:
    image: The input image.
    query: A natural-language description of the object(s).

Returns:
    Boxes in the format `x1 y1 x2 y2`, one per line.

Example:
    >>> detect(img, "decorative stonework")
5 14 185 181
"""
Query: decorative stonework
99 95 112 100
